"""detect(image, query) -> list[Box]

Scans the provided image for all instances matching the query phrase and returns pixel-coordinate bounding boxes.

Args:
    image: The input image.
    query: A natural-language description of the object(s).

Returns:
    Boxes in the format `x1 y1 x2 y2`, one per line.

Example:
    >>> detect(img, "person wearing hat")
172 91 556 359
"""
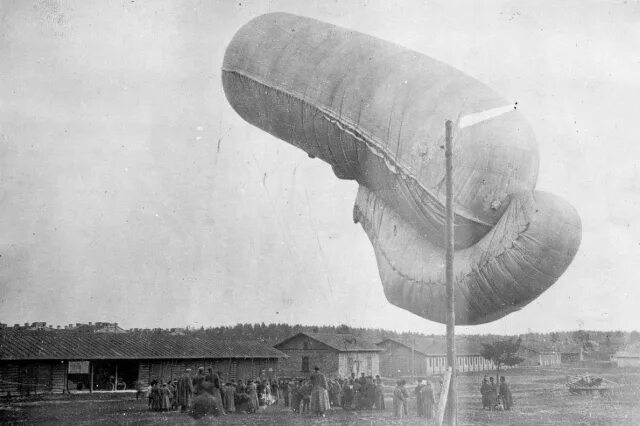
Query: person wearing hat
310 366 329 417
414 379 426 417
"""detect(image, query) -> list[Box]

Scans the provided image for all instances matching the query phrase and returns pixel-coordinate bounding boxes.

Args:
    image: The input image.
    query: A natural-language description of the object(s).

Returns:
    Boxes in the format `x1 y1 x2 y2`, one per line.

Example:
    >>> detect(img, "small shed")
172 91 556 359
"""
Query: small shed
611 343 640 367
518 345 561 366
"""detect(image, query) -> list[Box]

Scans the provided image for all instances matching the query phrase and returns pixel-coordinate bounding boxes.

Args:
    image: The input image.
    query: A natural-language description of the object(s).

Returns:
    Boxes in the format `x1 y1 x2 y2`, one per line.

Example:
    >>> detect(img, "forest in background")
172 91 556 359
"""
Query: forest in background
136 323 640 360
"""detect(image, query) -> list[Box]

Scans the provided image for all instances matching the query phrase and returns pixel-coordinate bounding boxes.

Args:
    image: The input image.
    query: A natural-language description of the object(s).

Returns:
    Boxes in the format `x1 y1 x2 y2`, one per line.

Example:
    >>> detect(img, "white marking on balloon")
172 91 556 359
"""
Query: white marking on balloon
458 104 515 129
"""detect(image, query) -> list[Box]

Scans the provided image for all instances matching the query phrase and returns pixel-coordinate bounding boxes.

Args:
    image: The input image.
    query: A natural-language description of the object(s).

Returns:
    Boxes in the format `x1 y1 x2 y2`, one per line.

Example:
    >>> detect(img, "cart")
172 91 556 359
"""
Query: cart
566 375 618 395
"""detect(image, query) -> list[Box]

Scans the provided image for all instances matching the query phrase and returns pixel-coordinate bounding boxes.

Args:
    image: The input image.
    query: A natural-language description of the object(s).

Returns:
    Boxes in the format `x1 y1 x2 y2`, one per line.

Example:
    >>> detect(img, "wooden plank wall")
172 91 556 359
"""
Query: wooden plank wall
0 361 66 396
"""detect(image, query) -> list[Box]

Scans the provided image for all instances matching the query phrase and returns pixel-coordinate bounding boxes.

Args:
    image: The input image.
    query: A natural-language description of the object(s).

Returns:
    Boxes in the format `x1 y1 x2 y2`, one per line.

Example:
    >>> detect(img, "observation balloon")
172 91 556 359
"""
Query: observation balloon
222 13 581 325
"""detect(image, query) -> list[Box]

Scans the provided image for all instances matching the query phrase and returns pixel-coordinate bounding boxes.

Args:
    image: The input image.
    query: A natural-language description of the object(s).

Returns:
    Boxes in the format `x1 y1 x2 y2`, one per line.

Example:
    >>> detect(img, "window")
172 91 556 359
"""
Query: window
301 356 309 372
303 341 310 350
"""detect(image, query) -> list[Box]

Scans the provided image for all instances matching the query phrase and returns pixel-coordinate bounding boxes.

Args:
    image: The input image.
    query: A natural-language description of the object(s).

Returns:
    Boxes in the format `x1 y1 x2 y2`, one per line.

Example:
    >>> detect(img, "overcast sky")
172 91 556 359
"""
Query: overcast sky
1 0 639 335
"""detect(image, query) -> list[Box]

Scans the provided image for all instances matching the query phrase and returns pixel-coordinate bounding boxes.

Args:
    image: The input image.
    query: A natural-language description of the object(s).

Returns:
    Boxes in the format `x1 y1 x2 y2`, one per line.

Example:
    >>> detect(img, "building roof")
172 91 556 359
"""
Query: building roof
0 329 286 361
275 332 382 352
377 336 486 356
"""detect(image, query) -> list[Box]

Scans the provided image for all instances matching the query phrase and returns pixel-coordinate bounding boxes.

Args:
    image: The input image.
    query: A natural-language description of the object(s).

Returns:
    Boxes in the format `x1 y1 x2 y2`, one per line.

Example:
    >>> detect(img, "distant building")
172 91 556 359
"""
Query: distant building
5 322 126 333
274 332 381 378
376 336 496 377
518 345 561 366
0 329 286 397
558 344 582 363
611 343 640 367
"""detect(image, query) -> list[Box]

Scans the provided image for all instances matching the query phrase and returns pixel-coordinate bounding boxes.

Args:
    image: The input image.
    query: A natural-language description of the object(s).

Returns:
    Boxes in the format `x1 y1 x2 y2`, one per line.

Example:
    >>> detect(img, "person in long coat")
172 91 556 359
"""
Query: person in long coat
169 380 178 410
310 366 329 416
480 377 491 409
289 381 301 413
401 380 409 416
342 380 353 409
176 370 194 412
246 381 260 413
422 382 436 419
193 367 206 395
282 379 290 407
392 380 406 418
374 378 385 410
352 379 362 410
207 369 224 414
150 381 162 411
499 376 513 410
415 380 426 417
488 377 498 410
160 383 172 411
362 377 376 410
223 382 236 413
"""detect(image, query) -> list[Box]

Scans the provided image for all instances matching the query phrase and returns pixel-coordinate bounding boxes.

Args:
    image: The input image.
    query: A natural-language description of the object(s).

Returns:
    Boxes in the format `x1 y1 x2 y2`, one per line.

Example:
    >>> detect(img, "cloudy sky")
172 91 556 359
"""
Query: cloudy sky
1 0 639 335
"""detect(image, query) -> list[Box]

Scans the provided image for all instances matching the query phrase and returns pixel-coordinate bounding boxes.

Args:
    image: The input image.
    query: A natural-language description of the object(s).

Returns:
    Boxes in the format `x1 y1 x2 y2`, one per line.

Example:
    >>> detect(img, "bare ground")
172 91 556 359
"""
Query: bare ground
1 364 638 425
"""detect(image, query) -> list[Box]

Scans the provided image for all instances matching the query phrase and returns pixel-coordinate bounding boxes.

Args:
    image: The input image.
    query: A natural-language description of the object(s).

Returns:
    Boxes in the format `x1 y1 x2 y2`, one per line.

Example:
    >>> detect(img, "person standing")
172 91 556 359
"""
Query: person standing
414 379 426 417
290 380 302 413
401 380 409 416
310 366 329 417
236 379 246 395
352 378 362 410
247 380 259 413
362 377 376 410
193 367 206 395
175 370 194 412
423 381 436 419
374 377 385 410
392 380 406 418
160 383 172 411
282 379 290 407
342 379 353 409
499 376 513 410
488 377 498 410
223 382 236 413
150 380 162 411
480 377 490 409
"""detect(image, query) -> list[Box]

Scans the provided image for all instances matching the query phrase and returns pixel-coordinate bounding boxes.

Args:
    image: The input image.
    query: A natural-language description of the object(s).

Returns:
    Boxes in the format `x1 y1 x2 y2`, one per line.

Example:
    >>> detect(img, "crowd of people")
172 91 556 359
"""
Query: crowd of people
138 367 513 418
480 375 513 411
286 371 386 415
141 366 282 417
390 379 436 419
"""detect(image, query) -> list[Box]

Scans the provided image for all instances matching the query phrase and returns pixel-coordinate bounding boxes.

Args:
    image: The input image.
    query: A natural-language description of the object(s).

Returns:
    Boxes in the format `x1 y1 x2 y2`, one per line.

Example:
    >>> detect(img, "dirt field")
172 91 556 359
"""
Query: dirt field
1 365 638 425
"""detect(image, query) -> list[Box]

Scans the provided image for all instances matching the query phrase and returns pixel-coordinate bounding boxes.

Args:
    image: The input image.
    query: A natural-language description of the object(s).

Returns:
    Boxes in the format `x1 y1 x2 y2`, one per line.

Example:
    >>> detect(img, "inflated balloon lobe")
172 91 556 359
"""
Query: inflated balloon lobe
222 12 581 325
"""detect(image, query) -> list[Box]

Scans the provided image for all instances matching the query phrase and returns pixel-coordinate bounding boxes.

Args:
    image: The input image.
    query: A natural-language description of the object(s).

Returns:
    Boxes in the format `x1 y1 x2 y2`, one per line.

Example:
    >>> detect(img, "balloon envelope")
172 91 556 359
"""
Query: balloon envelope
222 13 581 325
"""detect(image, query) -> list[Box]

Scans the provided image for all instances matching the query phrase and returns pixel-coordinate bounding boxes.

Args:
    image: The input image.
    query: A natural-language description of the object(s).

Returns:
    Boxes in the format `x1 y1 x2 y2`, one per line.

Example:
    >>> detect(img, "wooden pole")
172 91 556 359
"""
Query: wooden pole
90 362 93 394
412 336 415 379
114 364 118 392
445 119 457 426
436 367 453 426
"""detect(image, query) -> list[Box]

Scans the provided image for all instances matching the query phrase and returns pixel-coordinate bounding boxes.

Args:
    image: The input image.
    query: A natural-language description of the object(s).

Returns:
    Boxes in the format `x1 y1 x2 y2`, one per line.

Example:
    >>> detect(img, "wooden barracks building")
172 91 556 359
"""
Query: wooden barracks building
376 336 497 377
0 324 286 396
274 332 382 378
